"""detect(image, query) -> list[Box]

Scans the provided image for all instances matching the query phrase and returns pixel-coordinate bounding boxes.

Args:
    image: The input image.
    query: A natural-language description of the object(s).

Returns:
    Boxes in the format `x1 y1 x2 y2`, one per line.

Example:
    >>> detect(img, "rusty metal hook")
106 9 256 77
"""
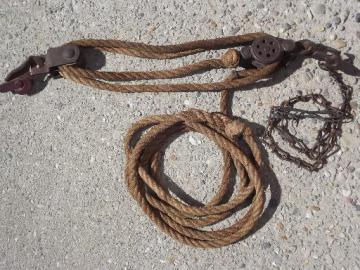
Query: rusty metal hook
0 44 80 95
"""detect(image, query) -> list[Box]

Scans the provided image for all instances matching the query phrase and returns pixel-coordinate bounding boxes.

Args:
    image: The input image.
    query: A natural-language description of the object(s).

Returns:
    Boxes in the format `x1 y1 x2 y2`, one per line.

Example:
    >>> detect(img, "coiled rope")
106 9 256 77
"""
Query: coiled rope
124 94 266 248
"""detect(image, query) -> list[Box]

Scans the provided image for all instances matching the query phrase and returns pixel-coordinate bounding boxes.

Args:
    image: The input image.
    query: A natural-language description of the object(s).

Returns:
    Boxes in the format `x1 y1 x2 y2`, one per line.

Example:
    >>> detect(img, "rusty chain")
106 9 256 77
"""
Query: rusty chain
263 48 354 171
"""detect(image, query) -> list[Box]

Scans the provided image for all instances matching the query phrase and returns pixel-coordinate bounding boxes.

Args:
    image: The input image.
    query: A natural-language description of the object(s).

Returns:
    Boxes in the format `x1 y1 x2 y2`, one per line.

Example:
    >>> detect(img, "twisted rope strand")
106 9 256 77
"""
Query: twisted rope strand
68 33 266 56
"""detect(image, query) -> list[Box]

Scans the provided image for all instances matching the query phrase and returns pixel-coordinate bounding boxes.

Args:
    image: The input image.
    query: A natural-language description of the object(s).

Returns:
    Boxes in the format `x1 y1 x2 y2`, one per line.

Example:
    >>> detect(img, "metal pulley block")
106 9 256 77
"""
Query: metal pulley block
240 35 297 67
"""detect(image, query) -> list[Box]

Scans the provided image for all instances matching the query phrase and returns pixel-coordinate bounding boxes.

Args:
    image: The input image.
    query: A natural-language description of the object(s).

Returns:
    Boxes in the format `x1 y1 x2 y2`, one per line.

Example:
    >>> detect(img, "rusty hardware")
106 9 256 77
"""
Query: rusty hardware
0 79 32 95
297 39 342 70
0 45 80 95
262 39 353 171
240 35 297 67
263 70 353 171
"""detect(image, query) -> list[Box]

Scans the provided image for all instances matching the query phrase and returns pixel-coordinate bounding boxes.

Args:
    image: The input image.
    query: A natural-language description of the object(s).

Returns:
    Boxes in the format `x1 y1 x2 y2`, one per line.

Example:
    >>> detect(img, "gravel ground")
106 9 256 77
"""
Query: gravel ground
1 0 360 269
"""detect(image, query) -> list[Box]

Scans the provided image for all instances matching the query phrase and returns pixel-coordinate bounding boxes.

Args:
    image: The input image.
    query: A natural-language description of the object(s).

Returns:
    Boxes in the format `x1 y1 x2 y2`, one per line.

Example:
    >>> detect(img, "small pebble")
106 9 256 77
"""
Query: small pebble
311 206 321 211
311 3 326 15
189 135 201 146
354 169 360 178
350 101 358 110
261 242 272 249
256 3 265 9
342 9 350 22
280 23 291 33
245 11 252 17
277 222 285 230
307 10 314 20
342 189 351 197
325 22 332 28
329 33 337 41
333 39 347 49
205 157 215 166
355 13 360 23
292 207 300 215
230 26 241 35
183 100 191 106
314 26 325 32
332 16 341 25
323 170 331 177
325 254 334 264
345 196 356 206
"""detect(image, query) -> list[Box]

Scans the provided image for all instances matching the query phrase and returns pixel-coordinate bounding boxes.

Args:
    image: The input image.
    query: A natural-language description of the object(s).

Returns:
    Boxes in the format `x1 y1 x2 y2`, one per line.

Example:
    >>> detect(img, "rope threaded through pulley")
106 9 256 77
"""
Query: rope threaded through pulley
58 33 280 93
54 32 280 248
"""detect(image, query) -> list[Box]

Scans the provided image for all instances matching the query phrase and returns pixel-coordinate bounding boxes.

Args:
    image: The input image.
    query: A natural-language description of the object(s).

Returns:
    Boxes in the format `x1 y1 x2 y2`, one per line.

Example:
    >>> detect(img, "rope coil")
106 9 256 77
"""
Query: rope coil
124 109 265 248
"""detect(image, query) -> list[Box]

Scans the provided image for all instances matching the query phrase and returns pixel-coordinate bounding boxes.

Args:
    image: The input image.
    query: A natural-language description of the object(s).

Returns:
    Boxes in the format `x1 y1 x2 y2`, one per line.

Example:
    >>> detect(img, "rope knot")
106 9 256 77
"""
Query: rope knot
225 119 249 138
221 49 240 68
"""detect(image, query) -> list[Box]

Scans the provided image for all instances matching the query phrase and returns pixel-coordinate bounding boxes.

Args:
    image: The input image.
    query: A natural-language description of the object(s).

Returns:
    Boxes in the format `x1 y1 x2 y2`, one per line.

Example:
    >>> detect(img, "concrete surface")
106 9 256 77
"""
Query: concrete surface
1 0 360 269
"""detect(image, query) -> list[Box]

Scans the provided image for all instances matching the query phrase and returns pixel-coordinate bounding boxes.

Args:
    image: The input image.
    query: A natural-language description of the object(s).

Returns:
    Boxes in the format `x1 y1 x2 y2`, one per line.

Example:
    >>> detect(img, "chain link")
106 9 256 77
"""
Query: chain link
263 66 353 171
